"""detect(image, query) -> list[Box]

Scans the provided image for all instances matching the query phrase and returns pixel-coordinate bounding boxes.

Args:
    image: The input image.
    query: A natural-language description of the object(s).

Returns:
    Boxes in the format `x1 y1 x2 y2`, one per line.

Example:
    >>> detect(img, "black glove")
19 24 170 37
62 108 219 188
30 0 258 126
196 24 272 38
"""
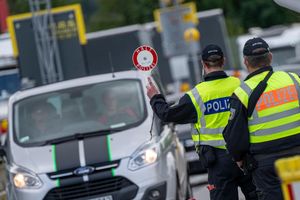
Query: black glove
242 154 258 175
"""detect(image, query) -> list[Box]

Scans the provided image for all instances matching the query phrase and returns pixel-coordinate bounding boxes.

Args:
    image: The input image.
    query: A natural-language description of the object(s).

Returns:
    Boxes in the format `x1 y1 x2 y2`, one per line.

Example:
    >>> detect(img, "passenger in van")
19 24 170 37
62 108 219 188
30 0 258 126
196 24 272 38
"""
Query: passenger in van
99 89 138 127
27 101 60 140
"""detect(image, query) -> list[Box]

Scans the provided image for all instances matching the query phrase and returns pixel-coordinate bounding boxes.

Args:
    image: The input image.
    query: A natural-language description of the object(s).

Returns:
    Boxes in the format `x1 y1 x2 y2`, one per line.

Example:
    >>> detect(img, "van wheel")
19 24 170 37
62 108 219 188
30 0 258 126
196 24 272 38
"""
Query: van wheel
186 179 193 199
176 173 180 200
185 164 193 199
176 181 180 200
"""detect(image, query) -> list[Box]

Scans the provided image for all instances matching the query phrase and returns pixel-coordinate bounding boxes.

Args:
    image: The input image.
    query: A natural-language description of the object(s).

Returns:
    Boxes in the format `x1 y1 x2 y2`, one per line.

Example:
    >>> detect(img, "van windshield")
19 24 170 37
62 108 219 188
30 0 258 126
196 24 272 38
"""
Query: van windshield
14 79 146 146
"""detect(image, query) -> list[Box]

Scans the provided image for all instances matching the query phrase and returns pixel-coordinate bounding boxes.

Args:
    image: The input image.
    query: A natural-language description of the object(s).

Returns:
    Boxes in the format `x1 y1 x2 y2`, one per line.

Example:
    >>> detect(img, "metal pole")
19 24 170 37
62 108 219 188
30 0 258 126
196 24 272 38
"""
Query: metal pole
47 1 63 82
29 0 63 85
191 53 202 83
190 40 202 83
29 0 46 84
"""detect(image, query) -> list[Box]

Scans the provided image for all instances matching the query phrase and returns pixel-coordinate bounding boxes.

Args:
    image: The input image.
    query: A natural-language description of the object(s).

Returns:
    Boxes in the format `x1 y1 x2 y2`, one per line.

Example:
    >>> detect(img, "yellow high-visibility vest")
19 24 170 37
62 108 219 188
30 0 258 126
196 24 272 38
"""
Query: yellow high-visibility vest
234 71 300 145
187 76 240 149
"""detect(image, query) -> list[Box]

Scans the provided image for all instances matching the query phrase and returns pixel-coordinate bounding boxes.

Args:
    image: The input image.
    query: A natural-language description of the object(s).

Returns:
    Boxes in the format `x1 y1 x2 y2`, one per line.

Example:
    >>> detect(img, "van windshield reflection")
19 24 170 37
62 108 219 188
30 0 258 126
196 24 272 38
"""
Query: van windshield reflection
14 80 146 146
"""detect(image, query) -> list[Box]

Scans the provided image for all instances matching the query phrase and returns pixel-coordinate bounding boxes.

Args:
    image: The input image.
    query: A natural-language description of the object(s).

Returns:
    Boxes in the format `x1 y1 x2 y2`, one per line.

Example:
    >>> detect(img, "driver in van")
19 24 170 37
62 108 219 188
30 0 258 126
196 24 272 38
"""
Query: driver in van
99 89 138 127
28 102 60 140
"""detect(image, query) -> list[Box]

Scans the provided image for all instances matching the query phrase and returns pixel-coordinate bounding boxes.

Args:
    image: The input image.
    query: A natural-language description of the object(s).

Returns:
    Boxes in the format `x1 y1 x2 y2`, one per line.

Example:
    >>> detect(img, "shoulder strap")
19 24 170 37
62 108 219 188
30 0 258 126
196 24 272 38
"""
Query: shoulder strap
247 70 274 118
287 72 300 107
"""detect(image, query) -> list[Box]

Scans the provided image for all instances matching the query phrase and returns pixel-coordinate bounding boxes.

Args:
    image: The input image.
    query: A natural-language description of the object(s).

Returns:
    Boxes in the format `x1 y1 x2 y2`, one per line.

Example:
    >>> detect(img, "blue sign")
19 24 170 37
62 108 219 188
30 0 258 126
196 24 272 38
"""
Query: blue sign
0 70 20 95
204 97 230 115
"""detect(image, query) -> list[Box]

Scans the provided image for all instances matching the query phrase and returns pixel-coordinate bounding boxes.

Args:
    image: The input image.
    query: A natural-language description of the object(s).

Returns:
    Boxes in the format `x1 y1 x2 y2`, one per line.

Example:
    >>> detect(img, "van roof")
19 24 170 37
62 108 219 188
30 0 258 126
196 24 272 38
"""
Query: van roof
10 70 147 103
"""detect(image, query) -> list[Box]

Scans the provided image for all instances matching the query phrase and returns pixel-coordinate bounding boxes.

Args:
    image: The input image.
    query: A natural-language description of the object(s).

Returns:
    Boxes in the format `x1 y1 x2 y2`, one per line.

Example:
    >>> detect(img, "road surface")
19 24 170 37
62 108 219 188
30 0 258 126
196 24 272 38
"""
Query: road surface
191 174 246 200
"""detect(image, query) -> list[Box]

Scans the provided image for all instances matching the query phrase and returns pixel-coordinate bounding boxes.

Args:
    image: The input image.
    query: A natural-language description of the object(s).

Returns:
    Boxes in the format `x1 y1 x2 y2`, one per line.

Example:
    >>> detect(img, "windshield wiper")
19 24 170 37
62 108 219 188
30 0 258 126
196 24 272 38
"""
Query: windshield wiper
41 129 123 146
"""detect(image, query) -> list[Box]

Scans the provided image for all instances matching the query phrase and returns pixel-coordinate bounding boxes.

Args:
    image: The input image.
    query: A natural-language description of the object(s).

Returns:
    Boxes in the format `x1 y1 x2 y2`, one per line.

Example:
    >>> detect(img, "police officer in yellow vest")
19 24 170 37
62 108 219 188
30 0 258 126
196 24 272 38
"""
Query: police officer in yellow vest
147 45 257 200
223 37 300 200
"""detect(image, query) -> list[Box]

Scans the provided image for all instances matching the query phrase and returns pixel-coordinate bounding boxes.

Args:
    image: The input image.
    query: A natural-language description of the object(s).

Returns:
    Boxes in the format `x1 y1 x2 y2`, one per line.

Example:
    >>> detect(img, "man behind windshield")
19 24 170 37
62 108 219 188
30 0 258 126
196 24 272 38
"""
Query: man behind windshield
23 101 60 142
99 89 138 127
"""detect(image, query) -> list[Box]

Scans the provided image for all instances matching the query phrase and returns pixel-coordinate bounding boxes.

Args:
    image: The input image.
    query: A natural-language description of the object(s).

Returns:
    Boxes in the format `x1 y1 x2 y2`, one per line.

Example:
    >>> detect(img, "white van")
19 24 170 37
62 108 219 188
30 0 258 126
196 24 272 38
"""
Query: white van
1 70 191 200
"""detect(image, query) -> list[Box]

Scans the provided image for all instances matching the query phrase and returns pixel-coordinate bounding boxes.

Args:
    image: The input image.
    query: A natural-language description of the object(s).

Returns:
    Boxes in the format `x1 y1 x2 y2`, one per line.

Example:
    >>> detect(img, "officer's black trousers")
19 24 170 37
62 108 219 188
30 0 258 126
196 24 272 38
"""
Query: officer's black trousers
207 149 258 200
252 156 285 200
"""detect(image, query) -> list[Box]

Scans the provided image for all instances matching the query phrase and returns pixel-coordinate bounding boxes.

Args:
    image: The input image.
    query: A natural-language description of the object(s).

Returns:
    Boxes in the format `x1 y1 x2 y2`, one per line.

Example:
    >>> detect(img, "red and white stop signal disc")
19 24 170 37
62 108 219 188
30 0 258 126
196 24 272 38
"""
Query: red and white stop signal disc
132 45 158 71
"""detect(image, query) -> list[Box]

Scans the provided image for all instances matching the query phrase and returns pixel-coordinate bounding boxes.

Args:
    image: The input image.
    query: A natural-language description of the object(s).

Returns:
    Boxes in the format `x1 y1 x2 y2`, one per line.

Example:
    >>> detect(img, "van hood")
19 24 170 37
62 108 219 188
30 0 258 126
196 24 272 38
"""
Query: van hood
10 122 152 174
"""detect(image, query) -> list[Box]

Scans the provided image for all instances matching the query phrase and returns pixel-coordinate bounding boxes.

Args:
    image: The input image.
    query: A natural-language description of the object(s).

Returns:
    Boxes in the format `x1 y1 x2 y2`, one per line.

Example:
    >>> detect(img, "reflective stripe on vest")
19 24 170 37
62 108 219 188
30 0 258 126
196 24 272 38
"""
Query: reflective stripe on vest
187 76 240 148
190 87 206 128
189 87 227 147
191 127 225 135
234 71 300 143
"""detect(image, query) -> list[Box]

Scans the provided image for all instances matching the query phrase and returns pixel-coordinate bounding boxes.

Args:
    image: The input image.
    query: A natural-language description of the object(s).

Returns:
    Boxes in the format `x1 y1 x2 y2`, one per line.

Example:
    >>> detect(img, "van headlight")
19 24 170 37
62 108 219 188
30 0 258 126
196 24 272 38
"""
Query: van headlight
128 143 160 171
10 166 42 189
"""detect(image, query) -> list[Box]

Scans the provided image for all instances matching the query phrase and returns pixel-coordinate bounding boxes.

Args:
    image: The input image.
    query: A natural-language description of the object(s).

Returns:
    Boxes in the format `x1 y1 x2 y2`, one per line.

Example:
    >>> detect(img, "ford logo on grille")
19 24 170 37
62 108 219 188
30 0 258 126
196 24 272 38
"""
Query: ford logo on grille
73 166 95 176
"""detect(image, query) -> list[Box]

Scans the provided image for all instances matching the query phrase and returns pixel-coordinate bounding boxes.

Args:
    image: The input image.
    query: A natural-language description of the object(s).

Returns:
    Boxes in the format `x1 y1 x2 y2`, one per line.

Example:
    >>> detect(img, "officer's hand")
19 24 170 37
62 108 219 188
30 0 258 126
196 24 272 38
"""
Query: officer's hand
236 160 243 169
146 77 159 99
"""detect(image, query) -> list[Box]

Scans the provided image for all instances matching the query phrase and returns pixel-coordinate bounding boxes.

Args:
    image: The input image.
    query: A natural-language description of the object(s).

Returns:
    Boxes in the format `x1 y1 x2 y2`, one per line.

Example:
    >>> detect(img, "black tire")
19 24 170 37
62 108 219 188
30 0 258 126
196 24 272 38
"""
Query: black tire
185 163 193 199
186 176 193 199
176 175 180 200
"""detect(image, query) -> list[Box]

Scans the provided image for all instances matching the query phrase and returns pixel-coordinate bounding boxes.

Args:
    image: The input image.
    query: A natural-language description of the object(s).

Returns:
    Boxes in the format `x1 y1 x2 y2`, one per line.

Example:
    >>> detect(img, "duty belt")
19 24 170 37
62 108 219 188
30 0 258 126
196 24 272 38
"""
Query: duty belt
253 145 300 161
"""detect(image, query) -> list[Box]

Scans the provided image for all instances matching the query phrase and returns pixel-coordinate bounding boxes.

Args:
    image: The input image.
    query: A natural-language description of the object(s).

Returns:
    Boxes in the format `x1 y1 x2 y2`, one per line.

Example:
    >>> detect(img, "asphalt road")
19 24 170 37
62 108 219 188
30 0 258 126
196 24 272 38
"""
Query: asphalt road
0 164 5 200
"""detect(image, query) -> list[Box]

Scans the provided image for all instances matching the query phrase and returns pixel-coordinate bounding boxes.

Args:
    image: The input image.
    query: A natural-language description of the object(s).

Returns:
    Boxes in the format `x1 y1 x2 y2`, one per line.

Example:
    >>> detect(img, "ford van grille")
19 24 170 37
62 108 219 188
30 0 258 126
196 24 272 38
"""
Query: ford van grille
48 161 120 180
43 176 138 200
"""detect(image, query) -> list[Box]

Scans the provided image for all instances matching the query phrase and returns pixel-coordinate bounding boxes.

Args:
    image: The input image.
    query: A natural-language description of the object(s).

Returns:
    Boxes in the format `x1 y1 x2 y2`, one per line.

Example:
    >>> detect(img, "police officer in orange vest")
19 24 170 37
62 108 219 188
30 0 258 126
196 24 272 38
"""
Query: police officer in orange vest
223 37 300 200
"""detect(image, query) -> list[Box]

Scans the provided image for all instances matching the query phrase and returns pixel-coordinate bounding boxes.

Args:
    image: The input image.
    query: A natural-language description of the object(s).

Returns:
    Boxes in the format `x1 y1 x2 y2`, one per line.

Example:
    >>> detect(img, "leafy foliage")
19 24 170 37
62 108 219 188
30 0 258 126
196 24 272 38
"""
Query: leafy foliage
6 0 300 35
89 0 159 31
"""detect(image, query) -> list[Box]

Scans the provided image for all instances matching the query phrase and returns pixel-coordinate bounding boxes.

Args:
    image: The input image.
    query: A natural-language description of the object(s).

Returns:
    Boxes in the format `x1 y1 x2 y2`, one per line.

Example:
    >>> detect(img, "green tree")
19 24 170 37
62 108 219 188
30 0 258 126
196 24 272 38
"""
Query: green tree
8 0 79 14
191 0 300 35
89 0 159 31
7 0 30 14
7 0 300 35
239 0 300 30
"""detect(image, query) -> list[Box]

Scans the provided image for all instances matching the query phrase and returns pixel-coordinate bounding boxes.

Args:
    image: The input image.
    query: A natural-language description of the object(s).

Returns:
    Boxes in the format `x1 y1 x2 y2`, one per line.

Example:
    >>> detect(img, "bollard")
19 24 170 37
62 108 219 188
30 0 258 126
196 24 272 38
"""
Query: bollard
275 156 300 200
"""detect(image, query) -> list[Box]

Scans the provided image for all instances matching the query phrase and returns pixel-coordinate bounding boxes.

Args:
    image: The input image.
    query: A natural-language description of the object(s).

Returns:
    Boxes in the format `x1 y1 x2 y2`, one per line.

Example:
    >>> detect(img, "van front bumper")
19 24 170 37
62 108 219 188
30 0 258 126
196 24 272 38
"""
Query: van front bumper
8 157 177 200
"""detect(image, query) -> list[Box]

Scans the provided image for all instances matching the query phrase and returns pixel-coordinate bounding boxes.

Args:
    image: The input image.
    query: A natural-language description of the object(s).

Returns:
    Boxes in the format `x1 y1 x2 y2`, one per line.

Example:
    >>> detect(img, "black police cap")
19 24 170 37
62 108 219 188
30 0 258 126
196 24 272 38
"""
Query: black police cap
243 37 270 56
201 44 224 61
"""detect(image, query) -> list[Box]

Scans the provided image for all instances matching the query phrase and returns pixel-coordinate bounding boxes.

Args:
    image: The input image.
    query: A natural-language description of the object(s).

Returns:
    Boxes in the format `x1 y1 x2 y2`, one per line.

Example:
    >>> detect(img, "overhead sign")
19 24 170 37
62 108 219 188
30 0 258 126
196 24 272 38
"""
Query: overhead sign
132 45 158 71
153 2 200 57
6 4 87 86
7 4 86 57
154 2 198 32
